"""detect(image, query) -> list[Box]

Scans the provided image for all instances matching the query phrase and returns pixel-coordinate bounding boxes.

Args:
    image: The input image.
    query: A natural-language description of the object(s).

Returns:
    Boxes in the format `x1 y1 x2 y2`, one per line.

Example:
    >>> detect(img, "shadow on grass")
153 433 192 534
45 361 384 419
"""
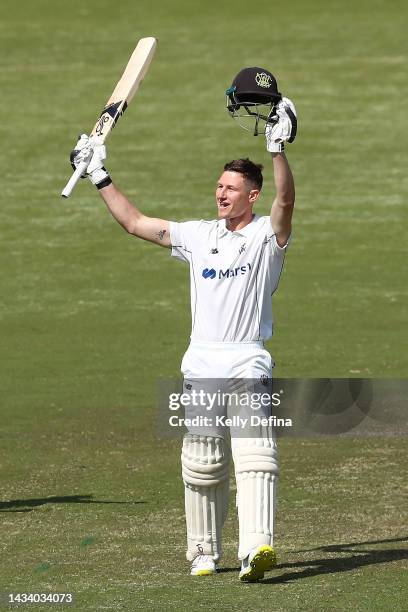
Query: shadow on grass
0 495 146 513
293 535 408 552
262 535 408 584
218 536 408 579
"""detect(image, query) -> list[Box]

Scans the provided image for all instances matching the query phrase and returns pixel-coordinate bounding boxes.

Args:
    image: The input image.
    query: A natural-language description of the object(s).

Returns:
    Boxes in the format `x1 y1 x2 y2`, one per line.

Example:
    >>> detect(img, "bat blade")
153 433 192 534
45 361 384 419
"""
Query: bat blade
61 36 157 198
91 36 157 144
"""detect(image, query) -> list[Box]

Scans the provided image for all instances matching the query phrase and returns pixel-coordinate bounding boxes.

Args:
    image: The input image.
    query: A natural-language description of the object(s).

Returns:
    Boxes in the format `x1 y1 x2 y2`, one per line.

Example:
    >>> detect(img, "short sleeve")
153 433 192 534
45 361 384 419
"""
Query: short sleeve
263 216 291 256
270 231 291 254
169 220 201 264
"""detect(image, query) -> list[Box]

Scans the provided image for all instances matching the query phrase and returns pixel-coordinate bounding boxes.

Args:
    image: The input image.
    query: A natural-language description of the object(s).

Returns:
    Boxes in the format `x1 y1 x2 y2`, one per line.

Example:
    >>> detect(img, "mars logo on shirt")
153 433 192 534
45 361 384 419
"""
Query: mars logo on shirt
202 268 217 279
202 263 252 280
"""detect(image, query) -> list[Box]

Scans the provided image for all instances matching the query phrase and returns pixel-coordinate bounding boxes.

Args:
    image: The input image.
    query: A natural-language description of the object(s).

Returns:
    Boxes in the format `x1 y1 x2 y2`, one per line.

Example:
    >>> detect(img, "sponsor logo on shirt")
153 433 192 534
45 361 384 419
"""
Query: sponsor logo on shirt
202 263 252 280
202 268 217 279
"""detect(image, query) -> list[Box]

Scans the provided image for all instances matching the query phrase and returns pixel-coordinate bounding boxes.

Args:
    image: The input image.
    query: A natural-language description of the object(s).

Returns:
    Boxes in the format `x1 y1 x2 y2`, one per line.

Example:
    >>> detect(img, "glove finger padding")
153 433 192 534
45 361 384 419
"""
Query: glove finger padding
70 134 93 176
75 134 91 150
280 97 297 143
265 96 297 152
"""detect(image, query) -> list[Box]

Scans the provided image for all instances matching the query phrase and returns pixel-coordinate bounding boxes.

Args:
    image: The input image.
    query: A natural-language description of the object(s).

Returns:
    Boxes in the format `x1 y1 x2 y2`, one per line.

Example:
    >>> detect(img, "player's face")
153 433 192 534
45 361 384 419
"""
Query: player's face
215 171 258 220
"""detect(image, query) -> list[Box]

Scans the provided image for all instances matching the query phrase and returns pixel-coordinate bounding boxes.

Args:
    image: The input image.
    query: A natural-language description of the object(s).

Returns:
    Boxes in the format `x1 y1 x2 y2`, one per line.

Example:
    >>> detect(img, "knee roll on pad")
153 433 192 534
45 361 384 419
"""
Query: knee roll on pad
182 434 230 486
232 435 279 560
182 434 230 562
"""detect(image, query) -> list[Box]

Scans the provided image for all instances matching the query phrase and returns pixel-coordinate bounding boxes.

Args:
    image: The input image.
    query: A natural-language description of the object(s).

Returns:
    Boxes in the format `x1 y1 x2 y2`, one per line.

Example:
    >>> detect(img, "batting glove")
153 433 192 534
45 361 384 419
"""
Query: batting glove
265 97 297 153
70 134 112 189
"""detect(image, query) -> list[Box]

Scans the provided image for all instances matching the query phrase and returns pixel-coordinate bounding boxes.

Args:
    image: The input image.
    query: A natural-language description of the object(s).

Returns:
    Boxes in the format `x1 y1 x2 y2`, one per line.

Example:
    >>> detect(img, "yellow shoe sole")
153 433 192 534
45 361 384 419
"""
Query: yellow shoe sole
239 545 277 582
192 568 216 576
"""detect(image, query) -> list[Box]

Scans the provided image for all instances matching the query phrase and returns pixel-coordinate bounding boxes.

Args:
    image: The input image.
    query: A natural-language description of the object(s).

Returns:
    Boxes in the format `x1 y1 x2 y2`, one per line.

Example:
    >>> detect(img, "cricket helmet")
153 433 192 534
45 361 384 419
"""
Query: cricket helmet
226 67 282 135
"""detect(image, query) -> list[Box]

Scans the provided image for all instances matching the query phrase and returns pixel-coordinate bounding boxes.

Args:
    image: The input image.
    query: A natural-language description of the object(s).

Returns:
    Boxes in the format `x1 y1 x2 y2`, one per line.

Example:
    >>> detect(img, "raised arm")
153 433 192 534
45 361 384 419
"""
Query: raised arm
69 135 171 248
270 152 295 247
98 182 171 248
265 96 297 247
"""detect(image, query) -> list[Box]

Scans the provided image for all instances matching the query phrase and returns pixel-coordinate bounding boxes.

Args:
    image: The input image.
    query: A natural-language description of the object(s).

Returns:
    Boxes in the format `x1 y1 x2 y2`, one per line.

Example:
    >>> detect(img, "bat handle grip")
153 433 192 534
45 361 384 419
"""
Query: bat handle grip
61 160 89 198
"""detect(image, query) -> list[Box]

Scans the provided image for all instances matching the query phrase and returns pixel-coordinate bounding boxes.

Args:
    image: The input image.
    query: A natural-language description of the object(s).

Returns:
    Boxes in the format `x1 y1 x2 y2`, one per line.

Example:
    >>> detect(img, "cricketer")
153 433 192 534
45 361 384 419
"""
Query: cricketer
69 66 297 581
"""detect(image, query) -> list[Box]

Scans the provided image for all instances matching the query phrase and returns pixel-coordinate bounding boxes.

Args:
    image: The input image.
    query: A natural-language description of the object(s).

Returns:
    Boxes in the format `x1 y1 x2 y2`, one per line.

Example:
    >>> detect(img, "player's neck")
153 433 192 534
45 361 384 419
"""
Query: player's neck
226 211 254 232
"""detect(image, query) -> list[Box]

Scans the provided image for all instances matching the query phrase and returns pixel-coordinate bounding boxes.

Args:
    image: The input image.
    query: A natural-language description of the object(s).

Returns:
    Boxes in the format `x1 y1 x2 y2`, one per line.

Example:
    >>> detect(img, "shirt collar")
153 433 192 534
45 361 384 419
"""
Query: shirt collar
218 214 261 237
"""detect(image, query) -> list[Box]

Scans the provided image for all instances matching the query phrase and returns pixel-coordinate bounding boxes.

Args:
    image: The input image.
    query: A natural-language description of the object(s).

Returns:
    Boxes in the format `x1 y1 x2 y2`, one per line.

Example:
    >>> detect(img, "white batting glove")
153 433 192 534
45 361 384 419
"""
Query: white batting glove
70 134 92 174
265 97 297 153
70 134 112 189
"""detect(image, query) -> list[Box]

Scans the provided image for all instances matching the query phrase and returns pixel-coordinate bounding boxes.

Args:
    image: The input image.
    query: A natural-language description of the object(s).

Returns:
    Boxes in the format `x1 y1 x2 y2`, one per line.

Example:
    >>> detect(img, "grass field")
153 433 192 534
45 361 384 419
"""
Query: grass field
1 0 407 609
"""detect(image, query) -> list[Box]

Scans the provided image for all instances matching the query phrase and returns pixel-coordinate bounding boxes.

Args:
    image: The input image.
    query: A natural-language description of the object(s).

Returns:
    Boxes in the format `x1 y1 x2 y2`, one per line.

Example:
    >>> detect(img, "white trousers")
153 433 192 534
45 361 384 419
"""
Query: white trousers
180 341 279 561
181 340 274 379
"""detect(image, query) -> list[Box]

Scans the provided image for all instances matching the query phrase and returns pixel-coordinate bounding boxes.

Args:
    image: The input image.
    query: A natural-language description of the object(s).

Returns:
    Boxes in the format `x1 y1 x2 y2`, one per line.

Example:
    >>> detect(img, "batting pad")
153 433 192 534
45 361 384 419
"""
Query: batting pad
181 434 230 562
232 429 279 560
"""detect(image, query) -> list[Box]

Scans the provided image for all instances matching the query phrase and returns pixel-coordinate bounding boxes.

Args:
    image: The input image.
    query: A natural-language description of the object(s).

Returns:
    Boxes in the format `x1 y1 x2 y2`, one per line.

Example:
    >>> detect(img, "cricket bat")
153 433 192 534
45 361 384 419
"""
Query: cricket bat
61 36 157 198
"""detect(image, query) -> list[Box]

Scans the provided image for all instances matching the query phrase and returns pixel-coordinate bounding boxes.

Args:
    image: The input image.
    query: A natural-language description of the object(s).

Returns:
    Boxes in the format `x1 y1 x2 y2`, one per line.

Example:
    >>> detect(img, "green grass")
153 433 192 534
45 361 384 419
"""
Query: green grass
1 0 407 609
1 414 407 610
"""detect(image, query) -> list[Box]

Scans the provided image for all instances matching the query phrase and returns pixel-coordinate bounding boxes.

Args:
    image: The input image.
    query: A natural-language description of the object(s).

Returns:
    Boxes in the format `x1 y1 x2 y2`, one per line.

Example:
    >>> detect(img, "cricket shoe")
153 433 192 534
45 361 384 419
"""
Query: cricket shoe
239 544 277 582
190 545 217 576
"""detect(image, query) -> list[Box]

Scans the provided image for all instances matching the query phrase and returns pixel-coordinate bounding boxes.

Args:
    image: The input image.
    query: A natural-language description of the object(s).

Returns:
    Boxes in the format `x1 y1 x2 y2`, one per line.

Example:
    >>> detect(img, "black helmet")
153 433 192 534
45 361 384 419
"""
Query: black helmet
228 67 281 105
226 67 282 135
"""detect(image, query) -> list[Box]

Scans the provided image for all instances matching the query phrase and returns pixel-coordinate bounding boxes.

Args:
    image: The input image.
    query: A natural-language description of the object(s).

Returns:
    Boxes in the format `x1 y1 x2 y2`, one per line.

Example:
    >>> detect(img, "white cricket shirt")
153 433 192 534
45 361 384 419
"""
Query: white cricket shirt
169 215 288 342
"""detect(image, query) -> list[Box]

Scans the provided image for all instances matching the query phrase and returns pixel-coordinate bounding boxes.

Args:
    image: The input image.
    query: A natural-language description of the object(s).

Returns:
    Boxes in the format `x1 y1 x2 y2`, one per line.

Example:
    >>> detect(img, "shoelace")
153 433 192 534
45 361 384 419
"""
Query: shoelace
192 544 210 566
196 544 204 557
